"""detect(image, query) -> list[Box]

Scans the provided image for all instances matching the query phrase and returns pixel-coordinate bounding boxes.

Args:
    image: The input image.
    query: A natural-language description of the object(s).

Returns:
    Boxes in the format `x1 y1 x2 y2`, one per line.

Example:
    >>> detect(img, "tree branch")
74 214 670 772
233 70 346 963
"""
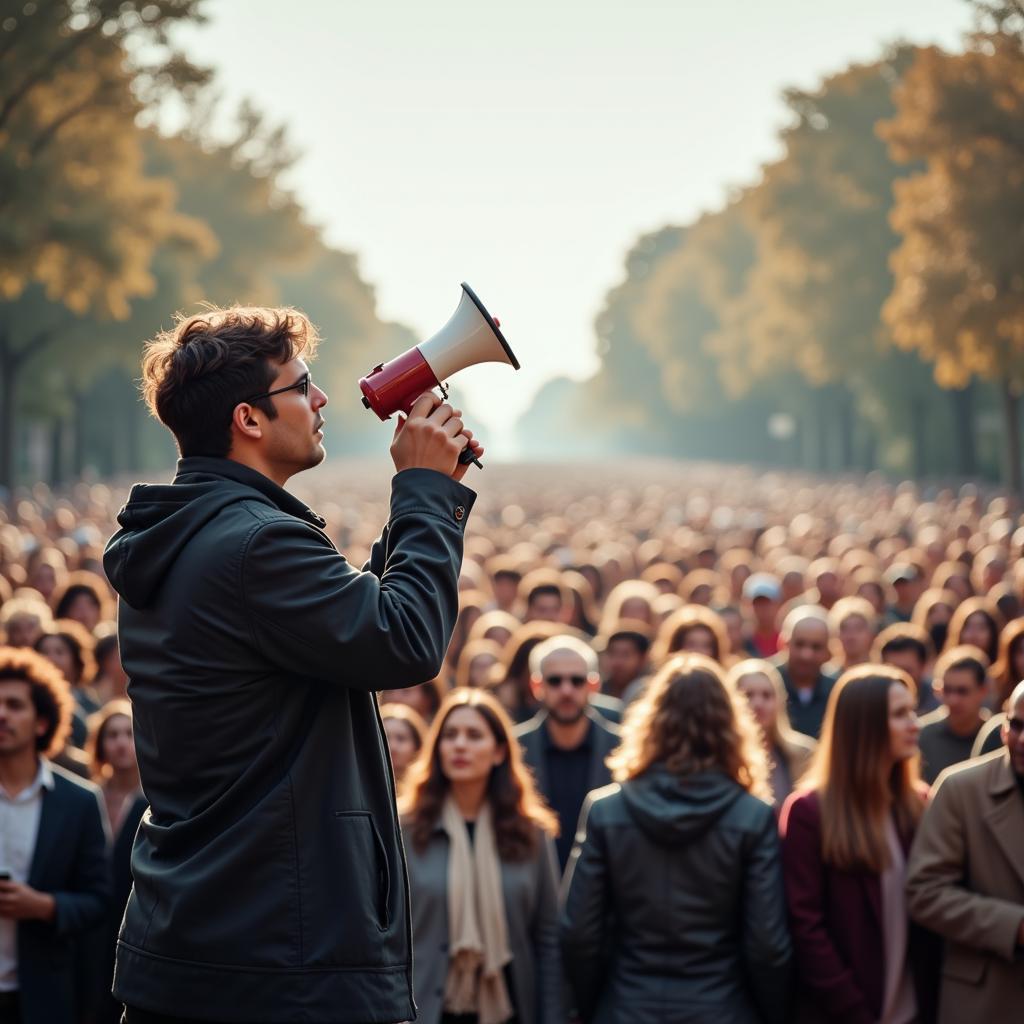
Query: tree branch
0 20 105 133
28 90 101 157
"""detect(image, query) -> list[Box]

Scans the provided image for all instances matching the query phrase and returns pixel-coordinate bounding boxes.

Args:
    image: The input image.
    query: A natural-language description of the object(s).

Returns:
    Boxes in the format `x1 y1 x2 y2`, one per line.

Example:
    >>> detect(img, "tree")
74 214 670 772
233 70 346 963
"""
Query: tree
0 1 208 488
880 15 1024 490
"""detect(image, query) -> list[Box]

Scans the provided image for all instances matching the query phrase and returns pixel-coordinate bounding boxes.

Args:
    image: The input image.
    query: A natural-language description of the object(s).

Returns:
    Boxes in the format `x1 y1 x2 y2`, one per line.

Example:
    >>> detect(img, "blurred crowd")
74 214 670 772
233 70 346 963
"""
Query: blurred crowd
1 460 1023 1023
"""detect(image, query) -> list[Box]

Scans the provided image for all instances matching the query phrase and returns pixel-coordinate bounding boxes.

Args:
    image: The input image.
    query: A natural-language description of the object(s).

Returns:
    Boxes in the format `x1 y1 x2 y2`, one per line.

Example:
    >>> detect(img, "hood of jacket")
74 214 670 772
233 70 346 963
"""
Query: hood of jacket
620 766 745 845
103 456 325 610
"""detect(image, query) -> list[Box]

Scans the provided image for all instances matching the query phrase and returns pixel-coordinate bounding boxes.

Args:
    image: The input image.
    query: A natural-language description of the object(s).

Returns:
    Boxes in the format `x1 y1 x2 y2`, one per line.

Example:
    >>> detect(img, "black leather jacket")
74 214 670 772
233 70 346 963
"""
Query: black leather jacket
104 458 474 1023
560 767 793 1024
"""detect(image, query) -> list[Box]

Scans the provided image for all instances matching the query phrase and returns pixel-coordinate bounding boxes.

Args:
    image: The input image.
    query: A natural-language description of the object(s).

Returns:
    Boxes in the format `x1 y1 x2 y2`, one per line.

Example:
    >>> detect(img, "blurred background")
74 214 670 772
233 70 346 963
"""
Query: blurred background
2 0 1023 490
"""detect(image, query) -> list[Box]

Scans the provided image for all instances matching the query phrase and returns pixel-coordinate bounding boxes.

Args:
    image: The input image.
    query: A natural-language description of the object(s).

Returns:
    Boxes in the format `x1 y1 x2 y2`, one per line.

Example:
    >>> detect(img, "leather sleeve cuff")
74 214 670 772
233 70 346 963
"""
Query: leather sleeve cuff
390 468 477 531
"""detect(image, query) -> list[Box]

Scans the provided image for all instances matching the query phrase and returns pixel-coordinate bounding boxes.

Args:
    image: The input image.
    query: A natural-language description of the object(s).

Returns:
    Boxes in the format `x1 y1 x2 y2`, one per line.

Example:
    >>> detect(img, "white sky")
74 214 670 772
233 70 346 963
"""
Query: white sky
171 0 971 455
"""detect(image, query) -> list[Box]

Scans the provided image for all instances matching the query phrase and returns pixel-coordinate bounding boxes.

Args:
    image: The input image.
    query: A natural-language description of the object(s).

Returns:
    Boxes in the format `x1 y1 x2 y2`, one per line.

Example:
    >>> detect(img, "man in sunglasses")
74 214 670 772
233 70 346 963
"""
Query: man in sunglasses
103 306 481 1024
515 635 620 871
907 680 1024 1024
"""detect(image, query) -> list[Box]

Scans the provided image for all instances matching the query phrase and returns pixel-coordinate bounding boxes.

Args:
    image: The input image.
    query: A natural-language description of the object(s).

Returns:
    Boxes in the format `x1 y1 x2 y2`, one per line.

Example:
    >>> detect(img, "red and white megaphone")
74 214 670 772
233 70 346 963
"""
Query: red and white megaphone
359 282 520 466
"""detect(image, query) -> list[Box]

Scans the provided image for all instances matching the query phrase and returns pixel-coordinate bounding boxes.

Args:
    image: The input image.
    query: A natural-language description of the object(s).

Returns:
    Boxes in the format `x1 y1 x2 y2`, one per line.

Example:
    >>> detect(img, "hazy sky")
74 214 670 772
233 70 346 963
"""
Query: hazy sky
172 0 971 454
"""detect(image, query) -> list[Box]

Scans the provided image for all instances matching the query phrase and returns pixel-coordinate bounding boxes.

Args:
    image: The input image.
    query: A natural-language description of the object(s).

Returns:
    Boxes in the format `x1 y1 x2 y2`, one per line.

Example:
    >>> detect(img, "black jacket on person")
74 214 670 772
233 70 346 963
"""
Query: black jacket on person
16 763 110 1024
103 457 474 1023
560 767 793 1024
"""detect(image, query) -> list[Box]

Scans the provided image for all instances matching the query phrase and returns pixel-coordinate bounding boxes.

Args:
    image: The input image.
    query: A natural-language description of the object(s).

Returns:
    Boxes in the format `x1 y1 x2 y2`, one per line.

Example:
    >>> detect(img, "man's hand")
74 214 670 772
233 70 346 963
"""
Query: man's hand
0 879 56 922
390 392 484 481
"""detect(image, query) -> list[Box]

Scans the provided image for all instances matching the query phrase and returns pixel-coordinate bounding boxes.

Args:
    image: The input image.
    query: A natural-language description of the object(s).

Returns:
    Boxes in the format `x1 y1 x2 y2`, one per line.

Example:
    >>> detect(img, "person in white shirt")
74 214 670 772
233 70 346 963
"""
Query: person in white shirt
0 646 109 1024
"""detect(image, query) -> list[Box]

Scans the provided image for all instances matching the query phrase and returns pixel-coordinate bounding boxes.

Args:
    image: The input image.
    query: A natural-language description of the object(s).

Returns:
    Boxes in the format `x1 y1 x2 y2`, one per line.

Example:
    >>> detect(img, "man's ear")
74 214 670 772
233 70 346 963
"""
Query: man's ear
586 673 600 695
529 673 544 703
232 402 263 442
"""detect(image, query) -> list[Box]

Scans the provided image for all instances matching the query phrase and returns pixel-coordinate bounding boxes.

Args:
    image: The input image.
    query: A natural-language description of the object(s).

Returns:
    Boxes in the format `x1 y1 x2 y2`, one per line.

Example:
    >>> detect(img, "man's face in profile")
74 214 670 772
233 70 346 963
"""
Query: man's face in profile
259 358 330 476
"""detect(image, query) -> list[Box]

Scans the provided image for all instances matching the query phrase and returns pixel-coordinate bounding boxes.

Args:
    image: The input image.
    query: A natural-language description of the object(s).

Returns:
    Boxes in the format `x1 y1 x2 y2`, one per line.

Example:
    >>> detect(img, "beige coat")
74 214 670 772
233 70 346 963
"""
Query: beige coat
906 749 1024 1024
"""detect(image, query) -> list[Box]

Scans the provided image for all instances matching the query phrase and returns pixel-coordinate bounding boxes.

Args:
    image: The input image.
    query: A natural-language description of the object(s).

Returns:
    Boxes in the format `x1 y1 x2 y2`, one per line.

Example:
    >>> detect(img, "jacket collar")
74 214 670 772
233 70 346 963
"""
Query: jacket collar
987 748 1017 797
174 456 326 528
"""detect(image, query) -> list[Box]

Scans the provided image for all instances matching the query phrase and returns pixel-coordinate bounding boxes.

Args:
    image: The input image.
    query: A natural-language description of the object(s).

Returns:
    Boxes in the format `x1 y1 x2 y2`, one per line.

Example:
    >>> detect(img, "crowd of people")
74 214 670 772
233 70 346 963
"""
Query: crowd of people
1 461 1023 1023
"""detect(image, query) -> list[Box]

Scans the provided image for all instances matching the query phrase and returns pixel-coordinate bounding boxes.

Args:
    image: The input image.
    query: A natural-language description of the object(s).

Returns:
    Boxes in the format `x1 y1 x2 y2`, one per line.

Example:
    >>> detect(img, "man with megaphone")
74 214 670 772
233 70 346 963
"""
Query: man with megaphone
103 301 489 1024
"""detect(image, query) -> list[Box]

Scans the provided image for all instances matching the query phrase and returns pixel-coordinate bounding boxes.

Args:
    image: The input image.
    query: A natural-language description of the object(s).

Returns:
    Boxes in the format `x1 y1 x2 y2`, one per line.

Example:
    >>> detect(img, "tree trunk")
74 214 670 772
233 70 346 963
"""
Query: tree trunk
815 391 830 472
949 382 978 477
72 389 87 478
837 388 855 470
0 332 14 492
910 397 927 479
1002 379 1022 495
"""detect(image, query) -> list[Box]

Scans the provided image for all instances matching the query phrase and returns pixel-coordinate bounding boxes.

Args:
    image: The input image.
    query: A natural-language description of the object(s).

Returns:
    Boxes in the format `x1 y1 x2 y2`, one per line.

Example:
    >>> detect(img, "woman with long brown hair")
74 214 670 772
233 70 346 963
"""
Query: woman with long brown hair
87 698 142 836
780 665 936 1024
943 595 1002 664
399 688 561 1024
561 654 792 1024
729 658 816 807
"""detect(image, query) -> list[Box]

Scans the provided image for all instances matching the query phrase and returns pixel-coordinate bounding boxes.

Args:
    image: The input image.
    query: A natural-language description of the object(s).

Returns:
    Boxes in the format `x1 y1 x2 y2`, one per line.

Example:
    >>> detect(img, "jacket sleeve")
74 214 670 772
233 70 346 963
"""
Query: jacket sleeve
531 835 564 1024
559 794 610 1022
242 469 474 688
906 769 1024 961
51 789 111 936
779 793 873 1024
741 806 794 1024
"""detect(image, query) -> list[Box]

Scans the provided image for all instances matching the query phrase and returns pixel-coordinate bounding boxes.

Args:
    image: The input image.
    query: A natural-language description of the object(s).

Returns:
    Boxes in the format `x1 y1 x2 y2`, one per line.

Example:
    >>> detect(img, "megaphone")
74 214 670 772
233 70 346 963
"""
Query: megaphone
359 282 520 467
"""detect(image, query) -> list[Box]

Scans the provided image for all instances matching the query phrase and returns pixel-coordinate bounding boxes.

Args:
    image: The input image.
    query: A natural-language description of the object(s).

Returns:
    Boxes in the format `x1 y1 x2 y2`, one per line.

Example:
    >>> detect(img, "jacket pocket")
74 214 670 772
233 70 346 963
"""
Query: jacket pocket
300 810 391 966
942 944 988 986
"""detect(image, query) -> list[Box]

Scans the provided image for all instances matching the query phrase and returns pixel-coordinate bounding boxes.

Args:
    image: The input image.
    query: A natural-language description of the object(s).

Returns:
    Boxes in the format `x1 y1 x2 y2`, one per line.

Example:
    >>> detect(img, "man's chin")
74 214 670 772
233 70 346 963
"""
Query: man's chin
549 707 586 726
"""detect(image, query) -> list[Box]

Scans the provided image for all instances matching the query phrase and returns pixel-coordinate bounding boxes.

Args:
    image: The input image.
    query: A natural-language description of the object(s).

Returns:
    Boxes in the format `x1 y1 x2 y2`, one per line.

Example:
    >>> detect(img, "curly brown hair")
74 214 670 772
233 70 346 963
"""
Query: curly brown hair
0 645 75 756
398 688 559 860
608 653 770 801
140 305 320 457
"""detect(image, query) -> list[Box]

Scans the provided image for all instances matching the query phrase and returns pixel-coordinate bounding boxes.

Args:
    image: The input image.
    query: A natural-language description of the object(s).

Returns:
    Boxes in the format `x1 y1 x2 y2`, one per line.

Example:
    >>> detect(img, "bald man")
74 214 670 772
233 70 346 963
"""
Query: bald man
906 681 1024 1024
771 607 839 739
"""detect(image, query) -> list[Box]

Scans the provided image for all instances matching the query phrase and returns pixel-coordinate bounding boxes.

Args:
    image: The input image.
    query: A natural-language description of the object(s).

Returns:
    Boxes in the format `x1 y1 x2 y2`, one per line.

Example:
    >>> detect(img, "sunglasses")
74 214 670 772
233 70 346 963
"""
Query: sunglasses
246 372 311 404
1008 717 1024 733
543 674 588 688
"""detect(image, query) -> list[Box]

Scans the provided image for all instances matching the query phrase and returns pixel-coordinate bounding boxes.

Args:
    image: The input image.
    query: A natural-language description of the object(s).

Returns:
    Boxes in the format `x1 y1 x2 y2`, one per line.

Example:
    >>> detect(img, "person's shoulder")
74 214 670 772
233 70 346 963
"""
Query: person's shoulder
582 782 624 823
48 761 103 807
931 748 1006 798
514 712 547 742
918 706 948 731
588 706 621 738
779 786 820 835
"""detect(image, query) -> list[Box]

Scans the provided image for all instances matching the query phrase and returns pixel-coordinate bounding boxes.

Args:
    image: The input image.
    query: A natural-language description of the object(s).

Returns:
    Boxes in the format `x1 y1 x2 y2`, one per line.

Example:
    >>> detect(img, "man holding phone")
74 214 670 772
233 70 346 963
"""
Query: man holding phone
104 306 480 1024
0 647 109 1024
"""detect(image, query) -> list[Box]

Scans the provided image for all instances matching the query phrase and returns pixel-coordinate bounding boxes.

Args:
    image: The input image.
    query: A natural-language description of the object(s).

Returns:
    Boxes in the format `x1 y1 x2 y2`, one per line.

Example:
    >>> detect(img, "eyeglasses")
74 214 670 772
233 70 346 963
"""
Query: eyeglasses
543 674 588 688
1008 717 1024 733
245 373 311 405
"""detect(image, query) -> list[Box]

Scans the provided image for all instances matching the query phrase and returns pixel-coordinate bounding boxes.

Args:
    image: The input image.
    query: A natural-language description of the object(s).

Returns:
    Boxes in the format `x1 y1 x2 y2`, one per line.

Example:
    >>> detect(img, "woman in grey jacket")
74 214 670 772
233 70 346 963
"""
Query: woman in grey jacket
399 687 562 1024
560 653 793 1024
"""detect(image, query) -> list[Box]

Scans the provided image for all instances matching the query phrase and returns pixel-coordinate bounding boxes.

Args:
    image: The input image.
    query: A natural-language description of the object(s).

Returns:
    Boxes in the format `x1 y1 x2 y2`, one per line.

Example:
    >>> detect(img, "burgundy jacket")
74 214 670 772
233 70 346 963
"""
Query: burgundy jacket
779 790 938 1024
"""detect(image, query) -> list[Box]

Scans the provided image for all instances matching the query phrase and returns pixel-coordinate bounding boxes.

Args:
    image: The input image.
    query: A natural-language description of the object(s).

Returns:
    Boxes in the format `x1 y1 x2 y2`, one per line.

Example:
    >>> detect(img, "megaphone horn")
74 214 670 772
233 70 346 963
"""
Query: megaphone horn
359 282 519 426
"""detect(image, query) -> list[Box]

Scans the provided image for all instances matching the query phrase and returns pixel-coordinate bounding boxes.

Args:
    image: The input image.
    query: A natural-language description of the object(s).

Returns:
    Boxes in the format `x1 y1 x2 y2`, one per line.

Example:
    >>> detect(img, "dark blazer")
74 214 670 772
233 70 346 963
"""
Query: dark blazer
16 763 110 1024
561 770 792 1024
104 459 473 1023
779 790 937 1024
515 706 621 800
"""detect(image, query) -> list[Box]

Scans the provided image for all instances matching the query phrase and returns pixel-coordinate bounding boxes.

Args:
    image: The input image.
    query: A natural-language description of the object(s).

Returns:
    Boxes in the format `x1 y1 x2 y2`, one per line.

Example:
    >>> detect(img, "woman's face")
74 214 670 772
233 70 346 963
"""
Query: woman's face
383 718 419 777
65 592 101 632
839 614 873 661
888 682 920 763
737 672 777 731
468 652 498 688
483 625 512 649
101 714 136 772
619 596 652 622
926 602 953 628
678 625 716 659
38 636 77 683
961 611 994 652
438 706 505 786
